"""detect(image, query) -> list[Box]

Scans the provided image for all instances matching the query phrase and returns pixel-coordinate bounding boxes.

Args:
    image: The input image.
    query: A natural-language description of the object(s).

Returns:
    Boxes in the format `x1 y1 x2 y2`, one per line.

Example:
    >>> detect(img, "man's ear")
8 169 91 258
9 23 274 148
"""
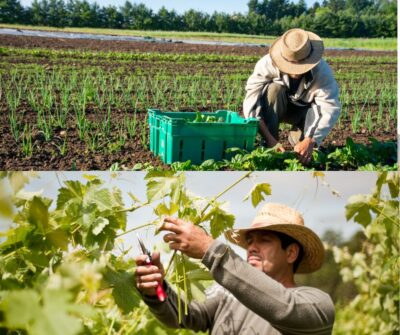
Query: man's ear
286 243 300 265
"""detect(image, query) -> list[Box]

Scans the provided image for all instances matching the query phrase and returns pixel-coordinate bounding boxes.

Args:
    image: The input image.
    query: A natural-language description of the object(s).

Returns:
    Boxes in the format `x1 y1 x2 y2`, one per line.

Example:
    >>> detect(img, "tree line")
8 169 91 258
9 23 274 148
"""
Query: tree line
0 0 397 37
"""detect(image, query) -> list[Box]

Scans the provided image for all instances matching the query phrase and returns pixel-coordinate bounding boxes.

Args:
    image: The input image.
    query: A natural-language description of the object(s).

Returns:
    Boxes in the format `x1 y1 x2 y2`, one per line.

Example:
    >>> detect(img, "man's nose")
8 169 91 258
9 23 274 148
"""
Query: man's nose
247 240 259 253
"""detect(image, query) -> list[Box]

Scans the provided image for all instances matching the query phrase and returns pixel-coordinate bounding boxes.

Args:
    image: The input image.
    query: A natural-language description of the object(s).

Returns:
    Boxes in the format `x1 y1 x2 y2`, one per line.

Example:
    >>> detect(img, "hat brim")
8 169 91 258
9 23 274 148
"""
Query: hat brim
224 223 325 274
269 31 324 75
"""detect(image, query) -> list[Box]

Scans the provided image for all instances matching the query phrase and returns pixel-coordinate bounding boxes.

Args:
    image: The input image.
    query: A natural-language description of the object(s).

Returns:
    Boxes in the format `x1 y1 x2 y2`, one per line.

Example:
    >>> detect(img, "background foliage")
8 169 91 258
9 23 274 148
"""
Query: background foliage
0 0 396 37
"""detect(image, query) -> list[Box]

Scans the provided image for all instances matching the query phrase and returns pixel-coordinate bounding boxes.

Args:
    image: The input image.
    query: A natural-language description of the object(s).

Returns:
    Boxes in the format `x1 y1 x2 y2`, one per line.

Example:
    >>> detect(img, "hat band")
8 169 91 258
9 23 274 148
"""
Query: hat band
280 44 314 64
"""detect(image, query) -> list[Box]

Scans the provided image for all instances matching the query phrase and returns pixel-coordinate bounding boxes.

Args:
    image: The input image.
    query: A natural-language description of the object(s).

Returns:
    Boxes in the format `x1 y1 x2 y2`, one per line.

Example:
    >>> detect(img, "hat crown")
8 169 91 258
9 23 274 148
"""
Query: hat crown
252 203 304 228
281 29 312 63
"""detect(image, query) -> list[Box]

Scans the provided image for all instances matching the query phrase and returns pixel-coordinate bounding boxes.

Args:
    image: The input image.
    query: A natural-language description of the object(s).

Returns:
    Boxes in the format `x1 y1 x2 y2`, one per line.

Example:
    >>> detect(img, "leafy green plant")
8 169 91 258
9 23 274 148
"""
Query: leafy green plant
331 172 399 335
0 171 271 334
192 112 224 123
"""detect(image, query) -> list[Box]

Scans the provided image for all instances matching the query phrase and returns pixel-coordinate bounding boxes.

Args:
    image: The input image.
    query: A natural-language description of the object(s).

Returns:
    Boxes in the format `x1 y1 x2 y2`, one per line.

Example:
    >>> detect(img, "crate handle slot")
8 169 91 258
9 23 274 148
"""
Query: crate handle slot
179 140 183 161
201 140 206 161
222 141 227 159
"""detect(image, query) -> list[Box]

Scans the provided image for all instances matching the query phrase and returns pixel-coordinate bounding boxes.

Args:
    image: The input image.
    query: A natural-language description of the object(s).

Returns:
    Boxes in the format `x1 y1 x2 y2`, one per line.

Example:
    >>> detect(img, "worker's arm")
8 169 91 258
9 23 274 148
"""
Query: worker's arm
305 60 341 147
259 118 285 152
135 248 218 331
140 279 219 332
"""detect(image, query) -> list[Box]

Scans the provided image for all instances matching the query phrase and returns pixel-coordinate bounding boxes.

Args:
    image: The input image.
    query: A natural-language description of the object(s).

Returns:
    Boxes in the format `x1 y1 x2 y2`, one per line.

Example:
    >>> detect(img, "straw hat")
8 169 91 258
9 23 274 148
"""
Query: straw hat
225 203 325 273
269 28 324 75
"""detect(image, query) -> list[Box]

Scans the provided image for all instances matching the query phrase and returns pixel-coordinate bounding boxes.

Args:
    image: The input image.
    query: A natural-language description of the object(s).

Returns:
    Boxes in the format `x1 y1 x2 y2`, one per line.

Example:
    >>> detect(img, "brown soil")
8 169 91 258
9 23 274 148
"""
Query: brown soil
0 34 395 57
0 34 396 170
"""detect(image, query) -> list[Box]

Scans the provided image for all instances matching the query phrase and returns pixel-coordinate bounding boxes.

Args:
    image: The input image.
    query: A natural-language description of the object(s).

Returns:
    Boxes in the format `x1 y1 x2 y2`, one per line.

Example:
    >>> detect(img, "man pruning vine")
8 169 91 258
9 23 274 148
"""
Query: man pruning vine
135 202 335 334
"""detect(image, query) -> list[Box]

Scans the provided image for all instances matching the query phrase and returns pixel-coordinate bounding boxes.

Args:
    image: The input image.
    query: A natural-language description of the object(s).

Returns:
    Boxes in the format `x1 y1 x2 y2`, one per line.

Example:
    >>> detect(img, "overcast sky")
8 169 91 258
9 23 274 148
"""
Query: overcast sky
19 0 318 14
7 171 378 261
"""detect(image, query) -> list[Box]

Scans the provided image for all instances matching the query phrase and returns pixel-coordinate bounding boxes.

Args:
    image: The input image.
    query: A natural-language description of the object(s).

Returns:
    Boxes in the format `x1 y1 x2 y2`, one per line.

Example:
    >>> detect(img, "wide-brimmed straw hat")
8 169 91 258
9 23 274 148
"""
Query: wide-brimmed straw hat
225 203 325 273
269 28 324 75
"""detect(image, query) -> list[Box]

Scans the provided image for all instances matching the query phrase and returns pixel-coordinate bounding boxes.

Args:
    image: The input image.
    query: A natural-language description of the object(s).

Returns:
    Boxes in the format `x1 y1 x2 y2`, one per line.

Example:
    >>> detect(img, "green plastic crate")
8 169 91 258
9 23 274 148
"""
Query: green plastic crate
148 109 259 164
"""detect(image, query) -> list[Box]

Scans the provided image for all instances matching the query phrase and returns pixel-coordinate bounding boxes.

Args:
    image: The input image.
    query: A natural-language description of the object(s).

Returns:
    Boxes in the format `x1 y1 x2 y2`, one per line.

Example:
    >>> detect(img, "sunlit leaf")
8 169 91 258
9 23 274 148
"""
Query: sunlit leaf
92 217 109 236
0 289 91 335
57 181 84 209
345 194 372 226
203 205 235 238
82 174 98 181
154 202 179 216
103 268 141 314
243 183 271 207
29 196 50 234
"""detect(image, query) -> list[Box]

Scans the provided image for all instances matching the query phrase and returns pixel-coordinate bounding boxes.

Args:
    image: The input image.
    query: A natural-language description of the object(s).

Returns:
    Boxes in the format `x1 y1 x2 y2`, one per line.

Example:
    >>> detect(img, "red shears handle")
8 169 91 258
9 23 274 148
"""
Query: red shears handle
144 257 167 302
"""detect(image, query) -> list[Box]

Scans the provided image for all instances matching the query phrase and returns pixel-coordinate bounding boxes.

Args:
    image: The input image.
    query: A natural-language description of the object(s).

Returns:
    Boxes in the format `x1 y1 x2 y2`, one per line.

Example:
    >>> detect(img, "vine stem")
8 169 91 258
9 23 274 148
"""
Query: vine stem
116 222 154 238
164 171 252 276
117 202 148 213
372 203 399 227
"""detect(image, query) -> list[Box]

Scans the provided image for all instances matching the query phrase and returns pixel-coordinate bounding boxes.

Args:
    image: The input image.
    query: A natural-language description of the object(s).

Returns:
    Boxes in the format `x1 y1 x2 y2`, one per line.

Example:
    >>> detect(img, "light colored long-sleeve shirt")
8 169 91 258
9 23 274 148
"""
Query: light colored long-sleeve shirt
144 240 335 335
243 54 341 146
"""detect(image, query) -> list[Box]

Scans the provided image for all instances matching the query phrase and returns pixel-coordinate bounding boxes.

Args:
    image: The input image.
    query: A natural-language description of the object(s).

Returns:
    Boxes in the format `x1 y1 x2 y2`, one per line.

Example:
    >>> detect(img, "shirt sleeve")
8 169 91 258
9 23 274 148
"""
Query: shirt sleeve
243 55 278 119
201 240 335 334
305 61 341 146
142 281 220 332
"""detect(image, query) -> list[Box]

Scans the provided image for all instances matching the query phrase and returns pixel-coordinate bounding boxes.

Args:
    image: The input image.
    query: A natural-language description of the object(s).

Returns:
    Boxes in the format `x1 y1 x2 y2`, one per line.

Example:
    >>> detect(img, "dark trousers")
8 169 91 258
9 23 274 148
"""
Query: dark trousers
261 83 312 141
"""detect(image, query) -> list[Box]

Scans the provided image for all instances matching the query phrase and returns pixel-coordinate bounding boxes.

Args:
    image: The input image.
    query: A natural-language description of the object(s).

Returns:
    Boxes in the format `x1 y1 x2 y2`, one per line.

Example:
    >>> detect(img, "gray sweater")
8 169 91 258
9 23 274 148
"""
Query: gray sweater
144 240 335 335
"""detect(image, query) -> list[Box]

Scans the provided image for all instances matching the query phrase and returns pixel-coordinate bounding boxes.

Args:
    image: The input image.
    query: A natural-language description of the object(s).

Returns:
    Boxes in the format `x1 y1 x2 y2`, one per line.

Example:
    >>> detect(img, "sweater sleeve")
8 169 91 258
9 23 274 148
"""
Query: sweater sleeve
201 240 335 335
142 281 219 332
243 55 278 119
305 60 341 146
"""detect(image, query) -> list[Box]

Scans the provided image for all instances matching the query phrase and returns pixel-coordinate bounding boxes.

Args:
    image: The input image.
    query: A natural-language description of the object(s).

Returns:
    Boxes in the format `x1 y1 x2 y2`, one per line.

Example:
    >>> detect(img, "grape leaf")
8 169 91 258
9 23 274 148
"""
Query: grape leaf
56 181 84 210
103 268 141 314
243 183 271 207
146 174 180 203
29 196 50 234
0 225 33 249
0 289 92 335
154 202 179 216
85 188 113 211
203 205 235 238
92 217 109 236
9 172 31 193
345 194 372 226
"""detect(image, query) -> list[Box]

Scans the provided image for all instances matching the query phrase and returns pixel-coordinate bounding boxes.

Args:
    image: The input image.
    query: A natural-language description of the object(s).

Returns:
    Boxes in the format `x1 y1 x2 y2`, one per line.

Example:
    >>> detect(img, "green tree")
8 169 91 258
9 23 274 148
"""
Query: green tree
100 5 123 28
119 0 133 28
312 7 339 36
183 9 209 32
247 0 259 14
47 0 67 27
0 0 24 23
130 3 153 30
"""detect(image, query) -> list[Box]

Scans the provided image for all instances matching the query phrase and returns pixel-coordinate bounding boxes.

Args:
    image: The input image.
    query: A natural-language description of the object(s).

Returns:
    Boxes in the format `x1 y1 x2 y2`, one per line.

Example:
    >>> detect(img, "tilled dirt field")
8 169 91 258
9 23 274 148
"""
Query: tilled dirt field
0 34 397 170
0 34 395 57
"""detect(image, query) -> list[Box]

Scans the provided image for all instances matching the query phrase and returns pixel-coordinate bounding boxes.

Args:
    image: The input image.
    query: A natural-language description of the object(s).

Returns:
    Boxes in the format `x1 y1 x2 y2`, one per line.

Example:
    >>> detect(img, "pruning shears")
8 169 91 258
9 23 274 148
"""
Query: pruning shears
137 234 167 302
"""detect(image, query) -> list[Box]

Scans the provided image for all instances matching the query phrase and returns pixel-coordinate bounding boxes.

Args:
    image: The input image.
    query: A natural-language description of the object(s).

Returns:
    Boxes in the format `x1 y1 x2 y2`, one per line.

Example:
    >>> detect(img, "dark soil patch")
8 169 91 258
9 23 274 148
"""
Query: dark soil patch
0 106 168 170
0 34 396 58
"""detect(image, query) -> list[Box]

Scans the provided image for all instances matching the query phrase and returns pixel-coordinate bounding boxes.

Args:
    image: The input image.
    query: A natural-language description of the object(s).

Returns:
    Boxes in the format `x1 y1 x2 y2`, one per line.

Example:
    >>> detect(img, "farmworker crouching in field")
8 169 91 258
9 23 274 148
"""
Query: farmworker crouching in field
243 28 341 164
135 203 335 335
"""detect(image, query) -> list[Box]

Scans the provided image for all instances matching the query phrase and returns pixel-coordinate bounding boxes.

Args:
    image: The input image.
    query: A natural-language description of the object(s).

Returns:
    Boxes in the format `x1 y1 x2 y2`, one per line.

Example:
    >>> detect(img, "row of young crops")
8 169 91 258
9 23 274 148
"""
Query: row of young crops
0 44 397 170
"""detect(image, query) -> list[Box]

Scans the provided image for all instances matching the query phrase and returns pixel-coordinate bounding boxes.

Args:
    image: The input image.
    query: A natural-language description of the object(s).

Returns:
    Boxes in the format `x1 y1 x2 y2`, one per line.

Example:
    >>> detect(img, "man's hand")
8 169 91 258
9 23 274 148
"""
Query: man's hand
258 119 285 151
135 251 165 296
294 137 315 164
160 217 214 259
